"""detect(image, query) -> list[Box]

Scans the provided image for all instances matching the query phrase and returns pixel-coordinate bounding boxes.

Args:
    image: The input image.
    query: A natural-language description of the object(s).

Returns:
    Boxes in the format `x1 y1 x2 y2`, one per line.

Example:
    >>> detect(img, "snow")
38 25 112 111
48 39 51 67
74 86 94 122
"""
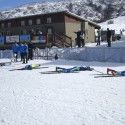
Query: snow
0 58 11 63
0 59 125 125
100 16 125 35
0 13 125 125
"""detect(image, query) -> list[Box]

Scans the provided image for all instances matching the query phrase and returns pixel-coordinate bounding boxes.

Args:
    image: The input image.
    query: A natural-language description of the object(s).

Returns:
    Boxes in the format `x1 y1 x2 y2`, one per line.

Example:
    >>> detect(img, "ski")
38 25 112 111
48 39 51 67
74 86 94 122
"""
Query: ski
40 71 79 74
94 74 121 78
0 62 11 66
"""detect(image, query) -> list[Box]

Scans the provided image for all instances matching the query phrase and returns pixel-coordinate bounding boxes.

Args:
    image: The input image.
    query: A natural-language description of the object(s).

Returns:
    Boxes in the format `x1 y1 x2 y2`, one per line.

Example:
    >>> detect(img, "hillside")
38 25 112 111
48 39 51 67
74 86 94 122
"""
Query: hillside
0 0 125 22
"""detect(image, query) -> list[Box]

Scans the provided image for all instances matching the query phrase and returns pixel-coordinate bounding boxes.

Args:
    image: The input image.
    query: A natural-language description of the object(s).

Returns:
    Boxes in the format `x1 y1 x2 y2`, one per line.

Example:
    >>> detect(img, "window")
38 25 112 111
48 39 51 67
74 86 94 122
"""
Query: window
6 31 10 35
47 28 52 34
36 19 41 25
8 22 11 27
1 23 4 28
21 21 25 26
47 17 52 23
28 19 32 25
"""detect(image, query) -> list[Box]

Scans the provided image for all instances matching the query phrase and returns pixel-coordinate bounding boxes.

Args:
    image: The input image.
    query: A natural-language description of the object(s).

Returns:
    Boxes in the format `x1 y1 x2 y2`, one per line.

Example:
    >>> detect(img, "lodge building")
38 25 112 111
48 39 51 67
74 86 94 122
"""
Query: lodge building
0 11 101 49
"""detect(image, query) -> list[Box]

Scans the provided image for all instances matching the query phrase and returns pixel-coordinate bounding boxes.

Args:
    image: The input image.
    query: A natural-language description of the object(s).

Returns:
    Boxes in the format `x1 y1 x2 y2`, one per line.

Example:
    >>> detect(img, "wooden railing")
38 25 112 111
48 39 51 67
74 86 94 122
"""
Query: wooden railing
47 33 72 48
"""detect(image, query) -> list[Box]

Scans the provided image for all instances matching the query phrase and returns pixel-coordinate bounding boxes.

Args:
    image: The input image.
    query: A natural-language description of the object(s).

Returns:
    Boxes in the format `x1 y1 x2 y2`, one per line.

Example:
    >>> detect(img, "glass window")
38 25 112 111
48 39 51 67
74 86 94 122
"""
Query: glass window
28 19 32 25
21 21 25 26
47 28 52 34
8 22 11 27
36 19 41 25
1 23 5 28
47 17 52 23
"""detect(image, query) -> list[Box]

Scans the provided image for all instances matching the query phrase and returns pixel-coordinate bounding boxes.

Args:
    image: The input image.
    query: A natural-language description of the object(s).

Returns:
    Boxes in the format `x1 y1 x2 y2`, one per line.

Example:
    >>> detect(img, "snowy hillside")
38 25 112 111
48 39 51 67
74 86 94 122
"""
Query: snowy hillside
100 16 125 35
0 0 125 22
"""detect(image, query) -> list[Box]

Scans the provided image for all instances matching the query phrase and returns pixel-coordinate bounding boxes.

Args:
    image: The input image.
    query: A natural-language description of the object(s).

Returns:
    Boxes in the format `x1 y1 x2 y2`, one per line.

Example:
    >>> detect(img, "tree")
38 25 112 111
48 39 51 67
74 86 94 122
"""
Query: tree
77 9 82 16
102 4 114 21
66 3 73 12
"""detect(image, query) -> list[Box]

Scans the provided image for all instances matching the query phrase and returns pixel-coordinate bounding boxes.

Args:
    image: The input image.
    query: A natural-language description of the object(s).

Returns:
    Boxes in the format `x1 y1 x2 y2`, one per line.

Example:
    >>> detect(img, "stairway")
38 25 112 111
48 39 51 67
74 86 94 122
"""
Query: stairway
47 33 72 48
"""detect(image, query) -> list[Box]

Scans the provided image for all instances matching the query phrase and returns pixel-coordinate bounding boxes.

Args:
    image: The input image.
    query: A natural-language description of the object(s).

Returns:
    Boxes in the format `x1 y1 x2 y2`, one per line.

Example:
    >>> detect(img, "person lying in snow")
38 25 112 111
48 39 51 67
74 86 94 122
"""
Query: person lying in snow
16 64 41 70
56 66 94 73
107 68 125 76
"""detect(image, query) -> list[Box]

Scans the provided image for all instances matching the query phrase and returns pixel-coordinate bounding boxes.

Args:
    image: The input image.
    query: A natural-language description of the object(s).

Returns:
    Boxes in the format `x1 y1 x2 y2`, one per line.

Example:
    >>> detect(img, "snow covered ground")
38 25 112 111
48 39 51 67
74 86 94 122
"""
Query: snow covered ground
0 59 125 125
0 15 125 125
99 16 125 35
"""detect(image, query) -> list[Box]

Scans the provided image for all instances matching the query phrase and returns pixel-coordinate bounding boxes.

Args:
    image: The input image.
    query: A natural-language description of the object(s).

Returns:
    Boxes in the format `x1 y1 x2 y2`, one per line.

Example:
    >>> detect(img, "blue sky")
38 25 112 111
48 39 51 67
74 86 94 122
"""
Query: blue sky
0 0 47 10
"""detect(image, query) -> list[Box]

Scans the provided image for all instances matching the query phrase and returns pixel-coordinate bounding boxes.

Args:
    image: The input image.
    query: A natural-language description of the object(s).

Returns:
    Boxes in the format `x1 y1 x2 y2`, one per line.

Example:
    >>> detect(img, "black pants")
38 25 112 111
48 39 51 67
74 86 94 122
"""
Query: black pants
107 38 111 47
81 39 85 47
28 50 33 60
77 38 81 47
22 53 28 63
97 36 100 45
20 53 23 61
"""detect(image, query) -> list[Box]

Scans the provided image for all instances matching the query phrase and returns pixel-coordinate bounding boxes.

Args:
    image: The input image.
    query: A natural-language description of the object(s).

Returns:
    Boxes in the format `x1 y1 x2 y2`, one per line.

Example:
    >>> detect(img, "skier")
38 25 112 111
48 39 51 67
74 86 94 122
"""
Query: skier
28 42 34 60
11 64 41 70
56 66 78 73
96 29 101 46
80 31 85 47
21 64 41 70
19 43 28 64
75 29 82 47
107 28 112 47
19 43 24 62
23 43 28 64
54 54 58 60
12 43 19 62
107 68 125 76
56 66 94 73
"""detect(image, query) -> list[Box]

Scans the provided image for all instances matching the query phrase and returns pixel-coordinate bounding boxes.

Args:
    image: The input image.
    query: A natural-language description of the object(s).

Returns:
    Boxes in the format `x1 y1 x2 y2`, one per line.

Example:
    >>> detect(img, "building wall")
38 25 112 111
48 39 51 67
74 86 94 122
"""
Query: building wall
65 22 81 46
64 16 96 45
84 22 95 43
87 23 95 42
0 12 98 46
0 12 65 36
65 15 82 46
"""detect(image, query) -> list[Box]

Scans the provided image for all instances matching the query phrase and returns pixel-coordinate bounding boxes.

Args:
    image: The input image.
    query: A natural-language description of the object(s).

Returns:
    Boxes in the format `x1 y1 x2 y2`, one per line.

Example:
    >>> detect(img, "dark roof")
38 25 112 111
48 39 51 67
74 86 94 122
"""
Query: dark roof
0 10 100 29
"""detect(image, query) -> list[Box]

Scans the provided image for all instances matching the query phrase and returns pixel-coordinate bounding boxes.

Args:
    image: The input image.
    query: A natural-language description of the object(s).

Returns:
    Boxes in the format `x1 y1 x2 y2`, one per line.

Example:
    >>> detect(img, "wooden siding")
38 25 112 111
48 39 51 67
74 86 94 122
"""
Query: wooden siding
0 13 65 29
65 22 81 46
65 15 80 23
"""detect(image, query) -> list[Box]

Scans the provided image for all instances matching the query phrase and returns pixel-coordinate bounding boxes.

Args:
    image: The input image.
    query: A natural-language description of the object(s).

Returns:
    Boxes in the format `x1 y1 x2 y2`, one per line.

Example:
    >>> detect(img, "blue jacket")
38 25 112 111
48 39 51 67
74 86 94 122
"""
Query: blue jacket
12 44 19 53
23 44 28 53
19 44 28 53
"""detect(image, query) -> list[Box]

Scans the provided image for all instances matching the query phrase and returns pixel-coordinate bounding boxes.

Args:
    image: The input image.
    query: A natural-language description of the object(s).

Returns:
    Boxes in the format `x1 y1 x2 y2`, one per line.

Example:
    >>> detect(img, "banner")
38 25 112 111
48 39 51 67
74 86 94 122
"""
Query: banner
0 36 5 45
31 36 39 43
39 35 46 43
31 35 46 43
20 35 30 42
6 35 19 43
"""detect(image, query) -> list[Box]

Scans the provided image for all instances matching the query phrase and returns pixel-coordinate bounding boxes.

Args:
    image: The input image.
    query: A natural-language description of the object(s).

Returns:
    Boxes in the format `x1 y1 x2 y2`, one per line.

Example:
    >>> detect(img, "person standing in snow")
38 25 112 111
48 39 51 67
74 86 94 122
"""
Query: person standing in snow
54 54 58 60
75 29 82 47
23 43 28 64
80 31 85 47
96 29 101 46
12 42 19 62
19 43 28 64
28 42 34 60
19 43 24 62
107 28 112 47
